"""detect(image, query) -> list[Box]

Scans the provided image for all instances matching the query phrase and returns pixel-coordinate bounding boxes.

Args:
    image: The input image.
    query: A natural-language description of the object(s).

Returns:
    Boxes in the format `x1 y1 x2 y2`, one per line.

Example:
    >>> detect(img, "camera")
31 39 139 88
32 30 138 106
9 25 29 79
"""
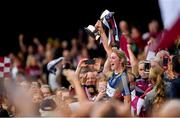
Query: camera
84 59 95 65
144 61 151 72
163 55 169 70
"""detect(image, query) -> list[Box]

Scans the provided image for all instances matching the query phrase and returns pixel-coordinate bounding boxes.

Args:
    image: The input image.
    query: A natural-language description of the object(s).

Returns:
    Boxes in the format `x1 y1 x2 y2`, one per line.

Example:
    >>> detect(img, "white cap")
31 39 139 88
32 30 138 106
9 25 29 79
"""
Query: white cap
47 57 64 74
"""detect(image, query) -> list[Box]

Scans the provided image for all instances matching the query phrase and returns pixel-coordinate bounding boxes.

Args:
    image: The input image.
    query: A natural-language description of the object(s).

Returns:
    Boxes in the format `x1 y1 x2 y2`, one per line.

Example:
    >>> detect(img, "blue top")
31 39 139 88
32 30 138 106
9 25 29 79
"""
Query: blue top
108 71 130 96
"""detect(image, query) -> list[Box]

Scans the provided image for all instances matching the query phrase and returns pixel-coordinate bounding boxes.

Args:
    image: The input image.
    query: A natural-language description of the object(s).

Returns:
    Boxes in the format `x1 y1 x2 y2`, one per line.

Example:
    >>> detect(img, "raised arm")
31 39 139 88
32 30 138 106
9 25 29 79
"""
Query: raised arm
102 57 111 77
127 44 139 77
18 34 27 53
33 37 42 47
95 20 112 57
75 58 88 78
63 69 88 103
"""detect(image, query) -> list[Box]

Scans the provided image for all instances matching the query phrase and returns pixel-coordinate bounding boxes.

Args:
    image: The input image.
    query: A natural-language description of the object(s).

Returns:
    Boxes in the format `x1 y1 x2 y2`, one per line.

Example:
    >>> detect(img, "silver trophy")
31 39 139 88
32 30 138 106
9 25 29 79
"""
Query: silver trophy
85 9 119 47
84 25 100 40
100 10 119 47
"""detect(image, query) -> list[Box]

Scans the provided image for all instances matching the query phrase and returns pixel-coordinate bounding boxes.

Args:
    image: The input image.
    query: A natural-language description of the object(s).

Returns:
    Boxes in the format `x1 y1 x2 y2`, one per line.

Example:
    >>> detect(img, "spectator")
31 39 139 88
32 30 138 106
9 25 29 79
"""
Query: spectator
170 55 180 99
25 55 42 82
94 73 108 102
118 20 131 58
40 85 52 99
95 20 131 104
144 66 166 116
131 26 146 54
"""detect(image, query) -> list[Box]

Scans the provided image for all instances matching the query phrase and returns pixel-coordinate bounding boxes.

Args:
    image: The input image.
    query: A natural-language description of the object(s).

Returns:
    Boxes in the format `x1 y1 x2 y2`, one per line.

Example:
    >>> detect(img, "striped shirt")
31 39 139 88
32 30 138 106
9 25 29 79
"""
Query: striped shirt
135 77 152 97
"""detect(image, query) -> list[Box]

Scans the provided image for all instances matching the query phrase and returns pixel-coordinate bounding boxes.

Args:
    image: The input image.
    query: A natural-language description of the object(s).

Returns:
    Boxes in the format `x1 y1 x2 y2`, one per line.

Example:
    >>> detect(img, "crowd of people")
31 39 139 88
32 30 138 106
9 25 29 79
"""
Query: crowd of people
0 17 180 117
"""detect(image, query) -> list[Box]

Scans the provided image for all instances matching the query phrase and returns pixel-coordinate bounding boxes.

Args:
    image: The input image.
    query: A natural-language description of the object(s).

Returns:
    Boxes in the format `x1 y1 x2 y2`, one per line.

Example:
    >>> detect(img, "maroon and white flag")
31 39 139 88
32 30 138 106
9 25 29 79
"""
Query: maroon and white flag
157 0 180 51
0 57 11 78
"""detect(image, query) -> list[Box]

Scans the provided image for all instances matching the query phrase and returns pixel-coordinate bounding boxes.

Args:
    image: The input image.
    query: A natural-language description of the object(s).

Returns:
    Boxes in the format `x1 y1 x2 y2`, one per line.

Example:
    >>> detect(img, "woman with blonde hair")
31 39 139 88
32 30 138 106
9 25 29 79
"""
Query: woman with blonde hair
95 20 130 104
144 66 166 116
25 55 42 82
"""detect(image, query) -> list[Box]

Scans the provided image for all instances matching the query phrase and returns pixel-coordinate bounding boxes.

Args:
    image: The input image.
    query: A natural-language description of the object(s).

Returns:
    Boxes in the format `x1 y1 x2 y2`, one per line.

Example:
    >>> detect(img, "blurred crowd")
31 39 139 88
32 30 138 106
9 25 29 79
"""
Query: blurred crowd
0 19 180 117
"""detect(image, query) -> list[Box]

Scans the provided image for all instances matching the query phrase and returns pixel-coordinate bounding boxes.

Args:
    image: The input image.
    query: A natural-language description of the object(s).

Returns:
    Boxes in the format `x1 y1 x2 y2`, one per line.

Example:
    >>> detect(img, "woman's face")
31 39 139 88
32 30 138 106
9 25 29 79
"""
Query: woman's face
41 88 51 98
119 21 128 32
131 28 140 39
86 72 97 86
79 73 87 85
30 83 41 94
33 94 43 103
110 52 121 71
97 81 107 92
30 56 37 66
56 91 62 98
138 63 148 79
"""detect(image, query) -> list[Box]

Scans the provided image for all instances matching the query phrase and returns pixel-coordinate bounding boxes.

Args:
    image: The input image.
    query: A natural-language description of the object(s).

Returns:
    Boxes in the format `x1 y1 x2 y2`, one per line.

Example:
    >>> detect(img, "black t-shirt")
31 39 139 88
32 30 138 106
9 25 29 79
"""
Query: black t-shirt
170 76 180 99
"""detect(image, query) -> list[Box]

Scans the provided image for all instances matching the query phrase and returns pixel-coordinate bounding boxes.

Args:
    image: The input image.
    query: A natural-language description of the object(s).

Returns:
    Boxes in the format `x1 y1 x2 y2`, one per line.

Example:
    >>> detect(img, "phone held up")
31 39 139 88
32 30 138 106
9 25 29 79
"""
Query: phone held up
84 59 95 65
163 55 169 70
144 61 151 73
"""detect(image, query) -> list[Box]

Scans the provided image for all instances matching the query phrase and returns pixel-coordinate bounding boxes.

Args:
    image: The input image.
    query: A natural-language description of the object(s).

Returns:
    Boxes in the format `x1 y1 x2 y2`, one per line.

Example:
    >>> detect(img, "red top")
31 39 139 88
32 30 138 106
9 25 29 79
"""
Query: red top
25 65 41 79
119 34 129 59
133 37 146 51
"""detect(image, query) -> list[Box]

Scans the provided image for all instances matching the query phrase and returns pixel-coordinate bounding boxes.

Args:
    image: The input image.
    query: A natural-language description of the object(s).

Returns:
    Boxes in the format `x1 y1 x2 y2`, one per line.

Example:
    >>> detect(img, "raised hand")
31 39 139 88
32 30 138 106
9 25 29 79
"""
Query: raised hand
95 20 105 34
63 69 76 81
95 91 106 102
77 58 89 68
76 58 88 75
33 37 40 45
18 33 24 42
127 44 132 50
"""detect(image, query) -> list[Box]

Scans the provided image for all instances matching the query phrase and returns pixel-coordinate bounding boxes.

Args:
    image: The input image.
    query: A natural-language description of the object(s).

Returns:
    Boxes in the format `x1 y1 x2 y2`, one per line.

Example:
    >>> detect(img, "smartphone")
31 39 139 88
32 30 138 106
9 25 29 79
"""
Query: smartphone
144 61 150 72
84 59 95 65
163 56 169 69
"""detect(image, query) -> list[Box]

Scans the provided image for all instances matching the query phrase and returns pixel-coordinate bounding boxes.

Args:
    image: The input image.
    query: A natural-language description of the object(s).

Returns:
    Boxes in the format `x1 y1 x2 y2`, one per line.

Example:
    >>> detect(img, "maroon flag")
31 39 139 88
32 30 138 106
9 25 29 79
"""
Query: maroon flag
156 0 180 51
119 34 129 59
156 18 180 51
